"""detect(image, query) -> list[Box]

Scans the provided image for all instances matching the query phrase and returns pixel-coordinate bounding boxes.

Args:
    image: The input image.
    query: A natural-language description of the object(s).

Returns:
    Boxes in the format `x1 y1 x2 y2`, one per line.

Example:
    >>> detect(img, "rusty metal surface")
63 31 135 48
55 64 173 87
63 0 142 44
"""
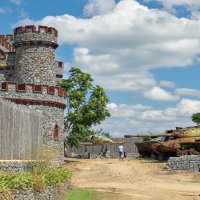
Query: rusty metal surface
125 126 200 160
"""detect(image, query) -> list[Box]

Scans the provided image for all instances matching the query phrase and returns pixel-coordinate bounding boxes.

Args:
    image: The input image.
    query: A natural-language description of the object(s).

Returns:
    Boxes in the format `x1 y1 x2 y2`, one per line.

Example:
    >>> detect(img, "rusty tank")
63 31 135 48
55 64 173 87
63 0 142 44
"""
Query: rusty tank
135 136 165 158
125 126 200 160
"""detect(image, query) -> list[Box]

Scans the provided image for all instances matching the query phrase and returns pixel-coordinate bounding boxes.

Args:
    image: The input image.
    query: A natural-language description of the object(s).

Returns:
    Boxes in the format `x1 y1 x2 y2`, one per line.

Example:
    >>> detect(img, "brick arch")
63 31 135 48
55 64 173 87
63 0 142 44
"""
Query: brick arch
0 49 5 60
53 123 59 141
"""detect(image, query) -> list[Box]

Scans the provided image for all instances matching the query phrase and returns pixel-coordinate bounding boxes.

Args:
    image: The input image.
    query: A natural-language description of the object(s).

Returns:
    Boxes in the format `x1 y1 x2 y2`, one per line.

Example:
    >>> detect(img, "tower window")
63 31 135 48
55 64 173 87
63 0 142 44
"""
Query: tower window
0 50 5 60
54 124 59 141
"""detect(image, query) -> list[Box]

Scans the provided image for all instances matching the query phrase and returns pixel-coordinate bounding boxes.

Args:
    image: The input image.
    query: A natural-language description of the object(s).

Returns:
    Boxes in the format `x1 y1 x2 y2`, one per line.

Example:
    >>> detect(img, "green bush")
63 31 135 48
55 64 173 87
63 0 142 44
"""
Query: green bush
0 168 72 193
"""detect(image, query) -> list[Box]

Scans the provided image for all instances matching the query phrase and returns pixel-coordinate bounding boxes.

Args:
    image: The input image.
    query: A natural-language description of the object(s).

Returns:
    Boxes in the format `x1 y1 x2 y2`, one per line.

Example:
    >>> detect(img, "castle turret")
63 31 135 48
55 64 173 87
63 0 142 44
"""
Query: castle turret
0 25 66 166
13 25 58 85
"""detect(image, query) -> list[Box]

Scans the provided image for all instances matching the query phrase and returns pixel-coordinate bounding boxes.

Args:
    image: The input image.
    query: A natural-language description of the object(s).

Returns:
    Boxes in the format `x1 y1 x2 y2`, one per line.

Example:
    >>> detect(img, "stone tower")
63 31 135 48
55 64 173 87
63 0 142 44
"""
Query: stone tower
13 26 58 84
0 25 66 165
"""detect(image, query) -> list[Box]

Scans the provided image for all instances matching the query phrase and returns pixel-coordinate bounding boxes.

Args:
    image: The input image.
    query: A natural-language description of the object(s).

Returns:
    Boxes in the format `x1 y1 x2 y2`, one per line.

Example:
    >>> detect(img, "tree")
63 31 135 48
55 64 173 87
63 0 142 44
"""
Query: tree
58 67 111 148
191 113 200 125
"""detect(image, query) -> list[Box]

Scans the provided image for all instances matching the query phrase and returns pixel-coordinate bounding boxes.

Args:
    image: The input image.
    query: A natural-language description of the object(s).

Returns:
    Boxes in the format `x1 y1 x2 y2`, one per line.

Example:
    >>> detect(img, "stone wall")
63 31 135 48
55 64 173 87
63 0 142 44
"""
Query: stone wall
0 74 5 83
14 45 57 84
16 104 65 166
166 155 200 172
0 181 70 200
0 52 15 68
13 26 58 85
0 160 43 172
55 61 64 81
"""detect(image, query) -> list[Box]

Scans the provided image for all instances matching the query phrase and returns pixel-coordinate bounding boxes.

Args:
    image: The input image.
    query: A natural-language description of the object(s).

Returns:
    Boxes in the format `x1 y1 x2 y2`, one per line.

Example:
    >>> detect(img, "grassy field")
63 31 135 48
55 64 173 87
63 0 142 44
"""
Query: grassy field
65 189 98 200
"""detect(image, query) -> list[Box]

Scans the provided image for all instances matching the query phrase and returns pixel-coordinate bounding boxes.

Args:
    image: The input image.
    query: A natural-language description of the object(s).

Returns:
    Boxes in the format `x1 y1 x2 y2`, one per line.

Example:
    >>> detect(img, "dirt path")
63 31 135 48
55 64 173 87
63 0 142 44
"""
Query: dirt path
64 158 200 200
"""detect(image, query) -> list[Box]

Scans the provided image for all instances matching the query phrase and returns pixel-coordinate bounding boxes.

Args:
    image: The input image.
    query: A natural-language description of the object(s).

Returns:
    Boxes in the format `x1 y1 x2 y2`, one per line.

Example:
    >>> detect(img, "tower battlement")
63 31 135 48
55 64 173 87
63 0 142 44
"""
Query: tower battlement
0 82 66 109
0 36 15 52
14 25 58 48
14 25 58 36
0 35 14 42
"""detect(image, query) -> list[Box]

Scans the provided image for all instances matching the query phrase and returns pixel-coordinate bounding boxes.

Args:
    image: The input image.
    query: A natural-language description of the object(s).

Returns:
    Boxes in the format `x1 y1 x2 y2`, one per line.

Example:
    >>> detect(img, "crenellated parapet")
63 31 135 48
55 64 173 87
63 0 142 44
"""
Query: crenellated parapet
0 35 15 53
13 25 58 48
0 34 14 42
0 82 66 108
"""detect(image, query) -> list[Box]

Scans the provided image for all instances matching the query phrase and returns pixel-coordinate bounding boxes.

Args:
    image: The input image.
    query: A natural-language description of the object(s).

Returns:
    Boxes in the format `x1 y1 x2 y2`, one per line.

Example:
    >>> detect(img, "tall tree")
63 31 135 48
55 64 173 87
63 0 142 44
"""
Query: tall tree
191 113 200 125
58 67 111 148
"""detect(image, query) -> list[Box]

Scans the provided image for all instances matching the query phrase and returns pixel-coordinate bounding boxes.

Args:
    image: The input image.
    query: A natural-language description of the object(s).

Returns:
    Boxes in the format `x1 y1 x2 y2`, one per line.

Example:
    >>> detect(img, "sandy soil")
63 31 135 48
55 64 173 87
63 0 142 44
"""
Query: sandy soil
64 158 200 200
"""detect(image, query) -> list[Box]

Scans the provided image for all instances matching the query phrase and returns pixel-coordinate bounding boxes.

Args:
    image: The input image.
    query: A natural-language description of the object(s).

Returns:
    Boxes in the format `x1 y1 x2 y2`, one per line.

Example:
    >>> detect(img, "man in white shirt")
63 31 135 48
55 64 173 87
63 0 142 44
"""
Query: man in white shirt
118 144 124 160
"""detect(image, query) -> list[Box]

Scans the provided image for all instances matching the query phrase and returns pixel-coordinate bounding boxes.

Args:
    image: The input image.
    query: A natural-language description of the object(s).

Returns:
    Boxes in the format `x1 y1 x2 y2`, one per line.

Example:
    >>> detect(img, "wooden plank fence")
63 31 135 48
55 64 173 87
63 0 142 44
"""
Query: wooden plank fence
0 99 43 160
66 138 142 155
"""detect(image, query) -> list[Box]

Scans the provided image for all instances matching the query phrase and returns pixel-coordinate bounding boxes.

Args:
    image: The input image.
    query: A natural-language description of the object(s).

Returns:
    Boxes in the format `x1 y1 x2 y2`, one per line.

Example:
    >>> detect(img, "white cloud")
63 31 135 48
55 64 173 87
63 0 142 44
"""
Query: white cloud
175 88 200 97
143 86 179 101
10 0 22 5
15 0 200 92
107 102 152 117
18 9 28 19
159 80 176 88
154 0 200 10
176 99 200 115
84 0 116 17
0 8 12 14
98 98 199 137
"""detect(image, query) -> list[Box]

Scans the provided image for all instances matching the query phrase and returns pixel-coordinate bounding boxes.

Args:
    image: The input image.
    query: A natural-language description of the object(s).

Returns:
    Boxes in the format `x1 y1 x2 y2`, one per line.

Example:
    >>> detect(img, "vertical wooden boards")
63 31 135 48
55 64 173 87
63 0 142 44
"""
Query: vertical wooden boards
0 100 43 160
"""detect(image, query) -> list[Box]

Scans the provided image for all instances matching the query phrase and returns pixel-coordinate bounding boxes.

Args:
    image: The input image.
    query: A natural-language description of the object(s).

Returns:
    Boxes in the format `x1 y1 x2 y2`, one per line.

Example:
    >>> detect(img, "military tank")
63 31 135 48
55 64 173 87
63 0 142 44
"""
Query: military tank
135 136 164 158
125 126 200 160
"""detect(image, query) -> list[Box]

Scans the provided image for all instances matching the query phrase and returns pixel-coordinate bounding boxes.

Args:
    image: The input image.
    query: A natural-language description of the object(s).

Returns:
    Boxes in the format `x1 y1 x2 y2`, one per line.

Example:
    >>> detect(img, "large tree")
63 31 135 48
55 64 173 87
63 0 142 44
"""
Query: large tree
191 113 200 125
58 67 111 148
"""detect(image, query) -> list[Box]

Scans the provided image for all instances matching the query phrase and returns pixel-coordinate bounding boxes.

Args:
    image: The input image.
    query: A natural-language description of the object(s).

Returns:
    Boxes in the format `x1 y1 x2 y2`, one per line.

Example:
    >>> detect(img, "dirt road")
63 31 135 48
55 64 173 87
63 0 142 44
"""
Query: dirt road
65 158 200 200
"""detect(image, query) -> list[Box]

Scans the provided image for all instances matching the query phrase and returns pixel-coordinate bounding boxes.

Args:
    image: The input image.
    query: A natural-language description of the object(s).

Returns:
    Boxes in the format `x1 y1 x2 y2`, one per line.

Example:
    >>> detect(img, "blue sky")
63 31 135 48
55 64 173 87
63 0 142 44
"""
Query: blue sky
1 0 200 137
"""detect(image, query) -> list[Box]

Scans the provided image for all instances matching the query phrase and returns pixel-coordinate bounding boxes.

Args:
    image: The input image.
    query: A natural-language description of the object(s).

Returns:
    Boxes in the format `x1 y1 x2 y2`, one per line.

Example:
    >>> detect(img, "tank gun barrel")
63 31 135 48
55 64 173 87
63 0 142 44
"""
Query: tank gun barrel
124 132 200 138
124 134 173 138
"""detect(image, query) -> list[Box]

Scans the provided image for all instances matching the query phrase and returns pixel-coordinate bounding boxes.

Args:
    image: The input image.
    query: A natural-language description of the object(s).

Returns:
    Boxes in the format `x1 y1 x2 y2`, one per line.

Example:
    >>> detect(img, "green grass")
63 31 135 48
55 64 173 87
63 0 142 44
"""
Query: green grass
65 189 98 200
0 167 72 193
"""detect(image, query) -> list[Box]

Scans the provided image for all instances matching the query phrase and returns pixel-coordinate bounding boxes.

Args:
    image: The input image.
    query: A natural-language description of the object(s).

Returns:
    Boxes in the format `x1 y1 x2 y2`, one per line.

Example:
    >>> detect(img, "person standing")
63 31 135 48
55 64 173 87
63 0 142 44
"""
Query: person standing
118 144 124 160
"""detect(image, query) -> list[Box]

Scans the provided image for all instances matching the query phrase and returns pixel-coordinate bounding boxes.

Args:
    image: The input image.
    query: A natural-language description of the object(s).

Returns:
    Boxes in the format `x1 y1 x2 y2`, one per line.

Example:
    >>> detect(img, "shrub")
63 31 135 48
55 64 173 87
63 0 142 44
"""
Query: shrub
0 167 72 193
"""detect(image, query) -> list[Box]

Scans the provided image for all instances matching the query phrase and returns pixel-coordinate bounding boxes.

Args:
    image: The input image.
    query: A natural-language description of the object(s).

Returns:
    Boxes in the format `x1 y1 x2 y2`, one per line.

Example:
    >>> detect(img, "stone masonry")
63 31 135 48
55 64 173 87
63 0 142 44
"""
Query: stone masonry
166 155 200 172
0 25 66 165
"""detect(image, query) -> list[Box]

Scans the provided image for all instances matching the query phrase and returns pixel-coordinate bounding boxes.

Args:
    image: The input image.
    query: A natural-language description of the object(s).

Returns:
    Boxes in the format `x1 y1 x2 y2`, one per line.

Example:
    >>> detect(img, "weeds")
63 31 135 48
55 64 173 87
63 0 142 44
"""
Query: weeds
0 167 72 193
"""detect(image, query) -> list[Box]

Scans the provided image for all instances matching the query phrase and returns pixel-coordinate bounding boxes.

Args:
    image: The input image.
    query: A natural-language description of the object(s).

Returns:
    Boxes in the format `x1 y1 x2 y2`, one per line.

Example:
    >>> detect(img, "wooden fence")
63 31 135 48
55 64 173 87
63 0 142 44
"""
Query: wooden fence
66 138 142 155
0 99 43 160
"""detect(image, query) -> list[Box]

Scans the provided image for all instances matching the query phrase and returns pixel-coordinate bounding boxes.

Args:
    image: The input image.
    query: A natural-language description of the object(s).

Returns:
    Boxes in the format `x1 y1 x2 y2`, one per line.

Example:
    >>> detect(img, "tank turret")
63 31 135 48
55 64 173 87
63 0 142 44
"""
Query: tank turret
125 126 200 160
